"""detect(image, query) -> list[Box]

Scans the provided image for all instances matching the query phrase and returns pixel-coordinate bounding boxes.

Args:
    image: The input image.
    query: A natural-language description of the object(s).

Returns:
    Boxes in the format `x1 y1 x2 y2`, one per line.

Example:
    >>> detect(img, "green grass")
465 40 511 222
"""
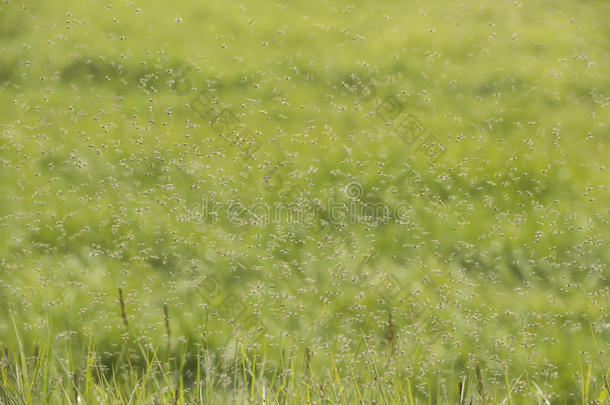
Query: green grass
0 0 609 403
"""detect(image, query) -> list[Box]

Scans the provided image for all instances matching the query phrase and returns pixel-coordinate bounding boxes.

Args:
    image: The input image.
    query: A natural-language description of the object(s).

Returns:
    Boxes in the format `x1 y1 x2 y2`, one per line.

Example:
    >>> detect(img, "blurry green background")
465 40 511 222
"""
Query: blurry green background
0 0 609 402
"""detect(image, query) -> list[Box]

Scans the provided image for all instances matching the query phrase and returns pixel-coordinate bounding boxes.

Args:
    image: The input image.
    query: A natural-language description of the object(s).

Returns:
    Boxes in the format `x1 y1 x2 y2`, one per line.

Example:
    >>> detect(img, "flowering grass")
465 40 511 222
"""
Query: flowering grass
0 0 609 403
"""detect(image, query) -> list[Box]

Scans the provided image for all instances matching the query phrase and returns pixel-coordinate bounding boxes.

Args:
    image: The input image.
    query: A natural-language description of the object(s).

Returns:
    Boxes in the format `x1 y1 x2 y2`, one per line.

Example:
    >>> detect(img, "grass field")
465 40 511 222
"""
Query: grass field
0 0 609 403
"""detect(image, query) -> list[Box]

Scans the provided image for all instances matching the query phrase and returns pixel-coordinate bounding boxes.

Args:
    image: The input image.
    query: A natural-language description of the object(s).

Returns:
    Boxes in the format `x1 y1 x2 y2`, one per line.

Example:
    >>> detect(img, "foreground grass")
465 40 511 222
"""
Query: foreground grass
2 335 608 404
2 296 610 404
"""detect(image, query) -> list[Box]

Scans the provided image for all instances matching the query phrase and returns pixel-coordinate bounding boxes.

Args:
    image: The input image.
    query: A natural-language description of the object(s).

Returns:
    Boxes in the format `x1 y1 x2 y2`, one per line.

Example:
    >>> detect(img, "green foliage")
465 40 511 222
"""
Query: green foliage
0 0 609 402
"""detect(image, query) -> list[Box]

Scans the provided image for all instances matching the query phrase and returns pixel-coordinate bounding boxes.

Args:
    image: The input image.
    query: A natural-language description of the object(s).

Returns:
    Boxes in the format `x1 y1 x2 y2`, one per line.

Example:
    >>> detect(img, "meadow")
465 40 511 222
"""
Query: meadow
0 0 609 403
